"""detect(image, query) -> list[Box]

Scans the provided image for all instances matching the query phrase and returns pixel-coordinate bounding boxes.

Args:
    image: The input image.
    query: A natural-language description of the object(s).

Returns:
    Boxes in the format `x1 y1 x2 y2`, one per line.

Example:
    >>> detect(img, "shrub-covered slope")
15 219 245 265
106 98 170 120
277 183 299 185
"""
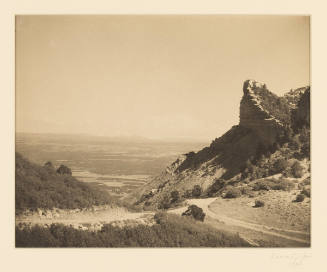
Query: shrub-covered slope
15 153 113 212
16 212 251 247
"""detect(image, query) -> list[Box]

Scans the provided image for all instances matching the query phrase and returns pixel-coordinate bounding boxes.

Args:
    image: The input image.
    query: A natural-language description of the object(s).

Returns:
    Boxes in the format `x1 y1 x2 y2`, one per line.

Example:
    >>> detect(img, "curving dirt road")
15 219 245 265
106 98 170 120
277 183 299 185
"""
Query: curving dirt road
16 207 155 231
169 197 310 247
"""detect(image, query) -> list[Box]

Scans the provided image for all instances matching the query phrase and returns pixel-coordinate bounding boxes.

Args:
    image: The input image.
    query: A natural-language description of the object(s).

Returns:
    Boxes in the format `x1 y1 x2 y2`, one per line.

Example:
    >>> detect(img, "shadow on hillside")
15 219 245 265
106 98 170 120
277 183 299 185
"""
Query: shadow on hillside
176 125 264 180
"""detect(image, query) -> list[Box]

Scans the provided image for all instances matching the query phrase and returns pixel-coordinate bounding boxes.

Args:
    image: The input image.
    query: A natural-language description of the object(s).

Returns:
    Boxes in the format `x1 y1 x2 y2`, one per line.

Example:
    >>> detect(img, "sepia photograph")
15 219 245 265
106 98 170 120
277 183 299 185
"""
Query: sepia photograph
15 15 310 248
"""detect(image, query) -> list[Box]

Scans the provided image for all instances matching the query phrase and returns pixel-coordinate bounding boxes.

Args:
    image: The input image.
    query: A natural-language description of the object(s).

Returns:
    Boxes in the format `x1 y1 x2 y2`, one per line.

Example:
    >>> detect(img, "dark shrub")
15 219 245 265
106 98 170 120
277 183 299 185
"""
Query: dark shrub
170 191 180 203
301 188 310 197
273 158 289 173
44 161 54 169
56 165 72 176
252 180 271 191
182 205 206 222
295 194 305 202
158 195 171 210
192 185 202 198
183 189 192 198
291 161 304 178
224 187 242 198
254 200 265 207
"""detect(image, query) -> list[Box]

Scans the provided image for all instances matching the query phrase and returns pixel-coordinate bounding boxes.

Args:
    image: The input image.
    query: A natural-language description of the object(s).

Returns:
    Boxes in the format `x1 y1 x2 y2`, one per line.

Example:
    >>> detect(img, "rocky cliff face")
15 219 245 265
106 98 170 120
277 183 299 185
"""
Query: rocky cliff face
239 79 285 146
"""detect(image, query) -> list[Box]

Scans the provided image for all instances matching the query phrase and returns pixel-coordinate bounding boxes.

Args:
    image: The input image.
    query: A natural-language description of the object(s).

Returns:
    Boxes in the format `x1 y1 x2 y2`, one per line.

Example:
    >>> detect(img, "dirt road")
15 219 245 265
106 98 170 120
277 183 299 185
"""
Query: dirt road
169 197 310 247
16 207 154 230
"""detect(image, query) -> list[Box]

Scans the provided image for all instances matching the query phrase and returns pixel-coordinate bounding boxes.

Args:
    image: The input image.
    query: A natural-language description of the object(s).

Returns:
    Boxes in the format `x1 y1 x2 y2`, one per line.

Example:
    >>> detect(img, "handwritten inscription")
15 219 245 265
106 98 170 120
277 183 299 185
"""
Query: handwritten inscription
271 252 311 266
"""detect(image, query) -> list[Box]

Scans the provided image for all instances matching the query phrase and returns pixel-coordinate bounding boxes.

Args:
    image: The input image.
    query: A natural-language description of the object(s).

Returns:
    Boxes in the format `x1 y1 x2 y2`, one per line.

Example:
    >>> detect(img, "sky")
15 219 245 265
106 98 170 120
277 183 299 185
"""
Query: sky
16 15 310 141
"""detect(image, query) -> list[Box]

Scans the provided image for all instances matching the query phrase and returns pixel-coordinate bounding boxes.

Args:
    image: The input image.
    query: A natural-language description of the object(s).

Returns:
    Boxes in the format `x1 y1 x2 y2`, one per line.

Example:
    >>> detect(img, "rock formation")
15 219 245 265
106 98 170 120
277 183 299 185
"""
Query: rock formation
137 79 310 207
239 79 285 146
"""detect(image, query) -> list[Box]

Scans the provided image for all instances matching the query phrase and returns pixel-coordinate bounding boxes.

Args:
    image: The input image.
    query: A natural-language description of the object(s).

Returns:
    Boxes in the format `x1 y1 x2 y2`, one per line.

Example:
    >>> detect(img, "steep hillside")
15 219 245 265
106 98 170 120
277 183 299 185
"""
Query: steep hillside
137 80 310 209
15 153 114 213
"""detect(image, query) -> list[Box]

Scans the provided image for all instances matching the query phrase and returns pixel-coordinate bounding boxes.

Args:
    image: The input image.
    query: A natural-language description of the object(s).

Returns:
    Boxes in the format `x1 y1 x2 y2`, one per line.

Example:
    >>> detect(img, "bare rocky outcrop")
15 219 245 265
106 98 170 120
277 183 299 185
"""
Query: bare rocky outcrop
239 79 284 146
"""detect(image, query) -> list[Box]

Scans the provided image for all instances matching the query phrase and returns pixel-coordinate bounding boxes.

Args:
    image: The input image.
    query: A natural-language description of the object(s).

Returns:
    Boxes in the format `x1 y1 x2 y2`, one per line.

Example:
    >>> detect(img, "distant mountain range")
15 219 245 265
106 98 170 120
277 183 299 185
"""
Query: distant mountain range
16 132 208 144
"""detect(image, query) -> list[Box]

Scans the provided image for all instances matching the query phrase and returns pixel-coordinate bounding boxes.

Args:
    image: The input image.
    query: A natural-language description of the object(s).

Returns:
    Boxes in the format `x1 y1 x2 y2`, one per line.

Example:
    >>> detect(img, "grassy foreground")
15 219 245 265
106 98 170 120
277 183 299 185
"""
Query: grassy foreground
16 212 251 247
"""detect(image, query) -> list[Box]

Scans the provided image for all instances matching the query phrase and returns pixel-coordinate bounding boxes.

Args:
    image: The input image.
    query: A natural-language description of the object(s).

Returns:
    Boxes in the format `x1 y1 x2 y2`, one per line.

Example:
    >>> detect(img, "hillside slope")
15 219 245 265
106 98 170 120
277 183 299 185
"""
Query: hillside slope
15 153 114 213
137 80 310 208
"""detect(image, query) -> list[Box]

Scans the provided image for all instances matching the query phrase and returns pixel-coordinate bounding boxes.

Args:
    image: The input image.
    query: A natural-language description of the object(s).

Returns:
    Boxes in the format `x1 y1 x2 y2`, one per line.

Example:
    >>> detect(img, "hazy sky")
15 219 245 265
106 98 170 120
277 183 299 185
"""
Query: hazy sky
16 15 310 141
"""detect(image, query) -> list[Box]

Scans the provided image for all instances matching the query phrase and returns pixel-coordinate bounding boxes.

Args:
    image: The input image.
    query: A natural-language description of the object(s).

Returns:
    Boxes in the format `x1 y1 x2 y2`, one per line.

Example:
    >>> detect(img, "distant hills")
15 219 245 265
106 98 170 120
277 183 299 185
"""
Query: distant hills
16 132 208 145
